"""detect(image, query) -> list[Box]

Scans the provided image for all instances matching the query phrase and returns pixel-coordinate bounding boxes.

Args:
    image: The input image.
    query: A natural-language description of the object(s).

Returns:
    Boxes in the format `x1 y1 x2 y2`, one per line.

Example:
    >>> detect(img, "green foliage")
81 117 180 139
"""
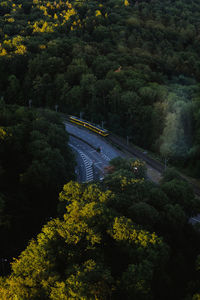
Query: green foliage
0 181 168 299
0 0 200 172
161 167 181 183
0 1 200 297
109 157 147 179
0 105 75 260
161 179 199 217
0 158 200 299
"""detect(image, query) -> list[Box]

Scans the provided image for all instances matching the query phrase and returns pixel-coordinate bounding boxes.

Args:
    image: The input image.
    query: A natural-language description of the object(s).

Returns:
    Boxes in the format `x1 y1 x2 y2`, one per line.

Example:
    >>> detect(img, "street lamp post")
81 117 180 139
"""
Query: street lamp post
28 99 32 108
164 157 168 170
55 104 58 112
127 135 132 146
1 258 7 275
127 136 129 146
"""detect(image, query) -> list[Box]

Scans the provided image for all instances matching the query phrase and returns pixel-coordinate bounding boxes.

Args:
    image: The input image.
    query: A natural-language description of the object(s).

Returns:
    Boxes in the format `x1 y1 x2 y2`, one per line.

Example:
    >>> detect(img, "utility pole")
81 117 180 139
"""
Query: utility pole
80 111 84 119
55 104 58 112
1 258 7 275
127 135 129 146
28 99 32 108
164 157 168 169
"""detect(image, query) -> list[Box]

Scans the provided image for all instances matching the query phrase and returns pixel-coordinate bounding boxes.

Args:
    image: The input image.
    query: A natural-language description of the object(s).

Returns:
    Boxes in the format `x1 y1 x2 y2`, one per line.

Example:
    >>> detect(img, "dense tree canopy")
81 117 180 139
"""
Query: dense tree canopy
0 103 75 262
1 0 200 297
0 0 200 175
0 158 200 299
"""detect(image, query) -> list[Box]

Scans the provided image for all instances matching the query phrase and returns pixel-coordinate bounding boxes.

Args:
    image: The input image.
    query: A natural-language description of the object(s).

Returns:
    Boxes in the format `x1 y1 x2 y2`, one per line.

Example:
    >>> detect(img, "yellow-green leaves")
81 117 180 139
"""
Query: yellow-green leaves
0 127 7 141
0 177 168 299
95 10 102 17
124 0 129 6
111 216 160 247
120 176 144 189
0 277 13 300
33 20 54 33
59 183 115 246
0 35 26 56
59 181 83 203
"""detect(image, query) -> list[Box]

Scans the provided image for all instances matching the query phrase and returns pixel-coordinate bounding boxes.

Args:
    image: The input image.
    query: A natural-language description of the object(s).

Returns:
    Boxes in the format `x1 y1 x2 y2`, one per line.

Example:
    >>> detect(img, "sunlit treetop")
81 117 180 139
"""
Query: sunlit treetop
0 181 167 299
0 127 7 140
0 0 132 56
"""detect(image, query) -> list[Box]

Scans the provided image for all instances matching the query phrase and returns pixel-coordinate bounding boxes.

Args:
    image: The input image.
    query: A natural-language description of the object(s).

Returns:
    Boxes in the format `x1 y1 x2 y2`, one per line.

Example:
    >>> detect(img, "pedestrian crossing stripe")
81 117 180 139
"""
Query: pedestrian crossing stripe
69 143 93 182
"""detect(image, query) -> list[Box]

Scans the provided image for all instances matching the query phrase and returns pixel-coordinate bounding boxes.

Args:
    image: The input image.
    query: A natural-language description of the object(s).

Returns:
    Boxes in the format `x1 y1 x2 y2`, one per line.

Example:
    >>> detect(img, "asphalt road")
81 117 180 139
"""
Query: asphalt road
65 120 200 224
190 215 200 224
65 123 121 160
66 125 125 182
69 135 108 182
108 133 200 197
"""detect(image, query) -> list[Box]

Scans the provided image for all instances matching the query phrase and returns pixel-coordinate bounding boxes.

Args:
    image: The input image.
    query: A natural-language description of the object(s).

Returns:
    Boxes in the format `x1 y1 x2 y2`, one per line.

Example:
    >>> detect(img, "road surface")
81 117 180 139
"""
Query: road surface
69 135 109 182
65 123 125 182
66 123 121 160
65 120 200 224
65 121 163 184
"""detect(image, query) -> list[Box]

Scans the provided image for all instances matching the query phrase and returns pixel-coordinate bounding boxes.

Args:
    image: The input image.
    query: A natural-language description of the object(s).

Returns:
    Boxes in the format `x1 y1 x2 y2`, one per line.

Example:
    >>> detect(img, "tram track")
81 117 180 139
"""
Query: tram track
64 117 200 197
108 133 200 197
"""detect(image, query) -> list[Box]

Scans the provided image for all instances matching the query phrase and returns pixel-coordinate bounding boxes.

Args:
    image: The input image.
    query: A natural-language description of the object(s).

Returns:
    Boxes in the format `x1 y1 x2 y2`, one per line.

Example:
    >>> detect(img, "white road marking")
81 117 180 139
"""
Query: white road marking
191 217 200 223
69 143 93 182
101 153 111 161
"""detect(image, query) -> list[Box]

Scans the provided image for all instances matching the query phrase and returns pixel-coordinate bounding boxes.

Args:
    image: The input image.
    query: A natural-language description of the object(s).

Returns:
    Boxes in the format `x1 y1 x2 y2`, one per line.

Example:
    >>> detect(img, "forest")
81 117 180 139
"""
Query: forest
0 103 75 263
1 158 200 299
0 0 200 175
1 0 200 298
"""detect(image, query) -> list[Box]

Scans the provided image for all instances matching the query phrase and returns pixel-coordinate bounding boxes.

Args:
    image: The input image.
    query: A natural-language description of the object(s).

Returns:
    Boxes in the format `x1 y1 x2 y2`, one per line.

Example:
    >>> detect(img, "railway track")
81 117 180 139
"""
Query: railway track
108 133 200 197
108 134 164 173
63 115 200 197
